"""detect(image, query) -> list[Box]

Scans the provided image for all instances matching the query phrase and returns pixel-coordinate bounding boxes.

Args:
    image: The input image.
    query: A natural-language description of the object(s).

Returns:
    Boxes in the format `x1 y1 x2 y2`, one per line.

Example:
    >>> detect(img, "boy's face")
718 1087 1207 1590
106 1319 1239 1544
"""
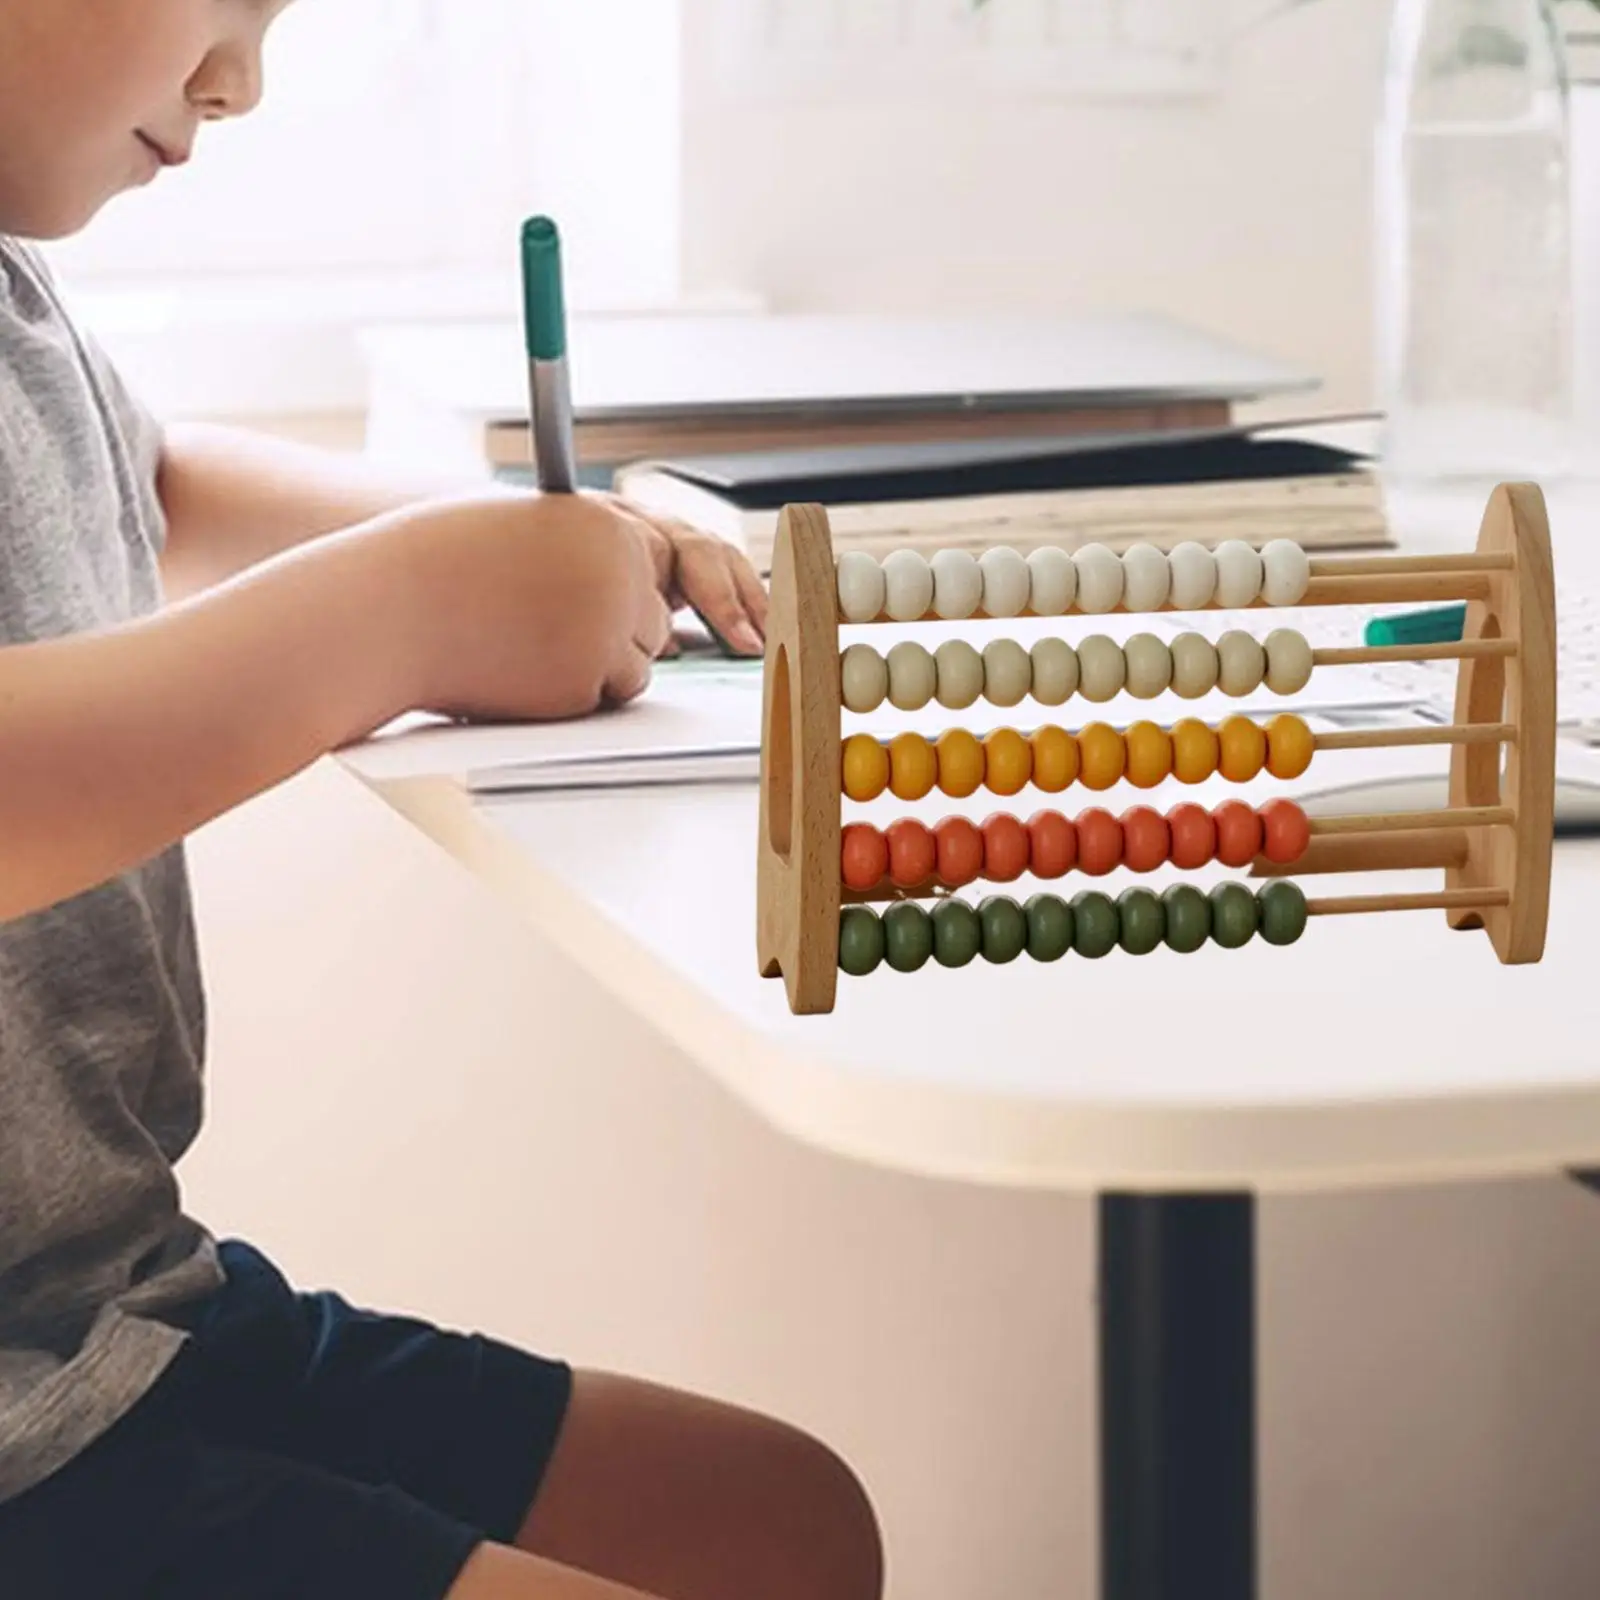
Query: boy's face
0 0 292 240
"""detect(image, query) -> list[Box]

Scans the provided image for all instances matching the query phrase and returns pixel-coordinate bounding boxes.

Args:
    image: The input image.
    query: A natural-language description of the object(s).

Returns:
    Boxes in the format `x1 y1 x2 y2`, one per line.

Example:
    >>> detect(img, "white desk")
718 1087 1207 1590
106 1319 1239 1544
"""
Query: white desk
338 477 1600 1600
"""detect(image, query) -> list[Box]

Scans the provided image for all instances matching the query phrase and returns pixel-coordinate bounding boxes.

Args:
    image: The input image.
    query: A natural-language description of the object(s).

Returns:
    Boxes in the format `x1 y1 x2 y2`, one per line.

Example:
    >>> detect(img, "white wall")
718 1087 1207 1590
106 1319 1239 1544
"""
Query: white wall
679 0 1392 414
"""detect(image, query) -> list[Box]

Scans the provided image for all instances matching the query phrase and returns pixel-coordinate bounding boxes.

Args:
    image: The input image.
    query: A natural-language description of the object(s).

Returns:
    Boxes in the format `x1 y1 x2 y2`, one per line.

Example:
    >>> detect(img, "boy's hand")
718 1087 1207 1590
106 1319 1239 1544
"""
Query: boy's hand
388 489 766 724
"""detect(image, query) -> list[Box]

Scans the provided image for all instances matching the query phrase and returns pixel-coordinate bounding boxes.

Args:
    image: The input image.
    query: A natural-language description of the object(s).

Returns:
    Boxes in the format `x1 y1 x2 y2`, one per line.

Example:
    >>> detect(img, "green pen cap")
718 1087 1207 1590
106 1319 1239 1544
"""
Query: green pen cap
1363 604 1467 648
521 216 568 362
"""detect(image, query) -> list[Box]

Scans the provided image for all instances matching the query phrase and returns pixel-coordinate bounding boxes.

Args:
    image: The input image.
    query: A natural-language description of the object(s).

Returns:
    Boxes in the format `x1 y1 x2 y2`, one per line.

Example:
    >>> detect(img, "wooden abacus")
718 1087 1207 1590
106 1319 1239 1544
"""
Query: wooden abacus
756 484 1556 1016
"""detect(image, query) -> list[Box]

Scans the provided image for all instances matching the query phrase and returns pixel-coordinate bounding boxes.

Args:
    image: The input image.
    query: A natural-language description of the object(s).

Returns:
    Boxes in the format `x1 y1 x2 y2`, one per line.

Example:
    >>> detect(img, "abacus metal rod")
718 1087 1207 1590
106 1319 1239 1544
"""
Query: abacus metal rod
1312 640 1517 668
1308 805 1515 836
1306 888 1512 917
1313 723 1515 753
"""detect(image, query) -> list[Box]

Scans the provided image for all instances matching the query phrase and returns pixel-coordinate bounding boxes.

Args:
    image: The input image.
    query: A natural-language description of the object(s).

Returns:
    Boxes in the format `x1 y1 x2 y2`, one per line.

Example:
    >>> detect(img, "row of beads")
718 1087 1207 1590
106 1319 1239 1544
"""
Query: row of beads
840 798 1311 891
838 880 1310 975
841 714 1316 801
836 539 1311 625
841 628 1312 714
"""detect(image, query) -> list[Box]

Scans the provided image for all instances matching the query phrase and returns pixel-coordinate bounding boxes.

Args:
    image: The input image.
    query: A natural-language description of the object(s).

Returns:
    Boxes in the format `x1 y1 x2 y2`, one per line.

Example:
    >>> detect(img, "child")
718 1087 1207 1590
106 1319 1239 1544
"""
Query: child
0 3 884 1598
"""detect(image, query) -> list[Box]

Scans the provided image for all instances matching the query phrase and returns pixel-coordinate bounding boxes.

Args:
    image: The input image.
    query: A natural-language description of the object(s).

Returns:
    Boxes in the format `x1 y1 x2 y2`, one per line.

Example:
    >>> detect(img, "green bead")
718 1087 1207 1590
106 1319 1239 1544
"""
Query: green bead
883 901 934 972
1162 883 1211 954
1209 881 1259 950
979 895 1029 964
1258 880 1309 947
931 898 983 968
1071 890 1120 959
1117 887 1166 956
1025 894 1075 963
838 907 885 976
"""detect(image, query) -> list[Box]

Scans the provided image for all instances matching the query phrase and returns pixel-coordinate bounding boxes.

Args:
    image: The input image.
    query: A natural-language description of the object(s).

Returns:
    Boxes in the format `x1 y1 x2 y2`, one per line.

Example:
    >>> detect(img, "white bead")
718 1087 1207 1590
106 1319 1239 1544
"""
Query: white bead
1216 629 1266 697
1261 539 1311 607
840 644 887 713
930 549 983 620
886 640 937 710
1213 540 1264 609
1264 628 1314 695
982 639 1033 707
1077 634 1126 702
1169 632 1220 698
836 552 885 624
935 639 986 709
1026 547 1077 616
1121 544 1171 613
881 549 934 622
978 546 1031 618
1073 544 1124 614
1123 633 1174 699
1168 542 1217 611
1029 639 1080 706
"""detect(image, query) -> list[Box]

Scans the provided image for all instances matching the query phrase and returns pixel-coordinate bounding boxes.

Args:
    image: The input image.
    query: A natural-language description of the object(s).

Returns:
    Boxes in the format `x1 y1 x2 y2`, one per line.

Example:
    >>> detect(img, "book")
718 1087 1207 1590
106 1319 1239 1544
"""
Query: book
612 417 1392 572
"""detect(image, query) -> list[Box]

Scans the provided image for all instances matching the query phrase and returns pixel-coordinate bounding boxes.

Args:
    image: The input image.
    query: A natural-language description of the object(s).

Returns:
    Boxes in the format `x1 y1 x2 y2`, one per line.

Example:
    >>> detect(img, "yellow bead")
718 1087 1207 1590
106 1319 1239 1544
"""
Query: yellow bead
842 734 889 801
983 728 1033 796
888 732 938 800
1077 722 1127 791
1266 713 1315 780
1124 721 1174 789
1218 715 1267 783
936 728 986 798
1030 726 1080 793
1171 718 1219 784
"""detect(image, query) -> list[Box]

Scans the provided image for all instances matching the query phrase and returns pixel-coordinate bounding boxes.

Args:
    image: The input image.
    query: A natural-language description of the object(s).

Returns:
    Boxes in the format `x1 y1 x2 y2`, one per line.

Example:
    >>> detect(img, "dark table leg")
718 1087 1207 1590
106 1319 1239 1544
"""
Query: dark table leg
1099 1194 1256 1600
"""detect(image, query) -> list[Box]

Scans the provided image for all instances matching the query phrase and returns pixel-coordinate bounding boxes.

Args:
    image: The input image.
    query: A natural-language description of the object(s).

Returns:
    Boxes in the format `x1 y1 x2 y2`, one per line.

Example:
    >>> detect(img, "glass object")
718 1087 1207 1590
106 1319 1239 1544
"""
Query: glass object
1376 0 1575 485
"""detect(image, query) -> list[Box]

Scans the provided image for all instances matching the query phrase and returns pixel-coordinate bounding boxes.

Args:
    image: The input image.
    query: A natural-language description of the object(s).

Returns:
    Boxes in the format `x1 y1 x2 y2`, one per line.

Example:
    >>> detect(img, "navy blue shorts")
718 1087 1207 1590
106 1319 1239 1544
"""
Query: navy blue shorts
0 1240 574 1600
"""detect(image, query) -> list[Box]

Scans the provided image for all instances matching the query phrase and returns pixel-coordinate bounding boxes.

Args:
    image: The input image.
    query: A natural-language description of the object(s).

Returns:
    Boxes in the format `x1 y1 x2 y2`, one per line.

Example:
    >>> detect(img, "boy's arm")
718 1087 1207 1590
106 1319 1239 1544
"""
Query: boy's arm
155 421 492 599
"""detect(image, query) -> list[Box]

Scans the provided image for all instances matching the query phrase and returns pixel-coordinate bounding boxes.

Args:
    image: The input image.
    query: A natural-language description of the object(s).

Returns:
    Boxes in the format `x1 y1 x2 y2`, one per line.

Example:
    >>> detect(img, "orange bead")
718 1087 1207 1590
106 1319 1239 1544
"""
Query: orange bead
886 818 937 888
1172 718 1220 785
1076 808 1124 876
934 816 985 885
1266 713 1315 780
983 728 1033 796
888 732 938 801
841 824 888 890
1167 802 1217 869
1260 798 1312 865
1077 723 1127 791
1120 806 1171 873
1028 810 1078 878
1218 715 1267 783
1213 800 1265 868
1030 726 1080 793
936 728 986 798
1124 721 1174 790
981 813 1031 883
842 733 889 801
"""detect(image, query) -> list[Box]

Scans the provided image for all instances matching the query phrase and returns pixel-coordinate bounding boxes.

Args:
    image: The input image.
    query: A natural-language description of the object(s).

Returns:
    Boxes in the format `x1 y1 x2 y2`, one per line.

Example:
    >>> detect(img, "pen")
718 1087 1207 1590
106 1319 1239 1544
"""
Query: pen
1362 604 1467 647
521 215 578 493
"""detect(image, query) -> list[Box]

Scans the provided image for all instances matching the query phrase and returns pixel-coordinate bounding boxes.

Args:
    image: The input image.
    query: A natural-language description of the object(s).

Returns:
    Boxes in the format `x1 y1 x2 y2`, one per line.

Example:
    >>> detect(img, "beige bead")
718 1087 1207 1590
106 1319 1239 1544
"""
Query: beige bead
1264 628 1314 695
1122 633 1174 699
836 552 885 624
1213 540 1264 610
978 546 1031 618
1121 544 1171 613
930 549 983 620
1072 544 1124 614
840 644 887 713
1216 629 1266 697
1029 639 1080 706
1026 548 1077 616
934 639 986 709
1077 634 1127 702
886 640 938 709
882 549 934 622
1169 632 1220 698
982 639 1033 707
1168 543 1217 611
1261 539 1311 607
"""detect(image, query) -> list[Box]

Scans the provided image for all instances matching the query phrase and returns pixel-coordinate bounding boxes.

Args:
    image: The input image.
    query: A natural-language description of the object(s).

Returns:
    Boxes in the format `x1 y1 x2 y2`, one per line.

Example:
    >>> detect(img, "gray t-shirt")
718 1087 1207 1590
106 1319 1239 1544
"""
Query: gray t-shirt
0 239 222 1505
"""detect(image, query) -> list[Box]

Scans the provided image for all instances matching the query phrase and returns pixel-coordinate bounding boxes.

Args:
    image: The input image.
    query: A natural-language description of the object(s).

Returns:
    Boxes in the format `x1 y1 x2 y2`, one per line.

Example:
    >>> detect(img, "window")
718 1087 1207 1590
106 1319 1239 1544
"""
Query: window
46 0 684 414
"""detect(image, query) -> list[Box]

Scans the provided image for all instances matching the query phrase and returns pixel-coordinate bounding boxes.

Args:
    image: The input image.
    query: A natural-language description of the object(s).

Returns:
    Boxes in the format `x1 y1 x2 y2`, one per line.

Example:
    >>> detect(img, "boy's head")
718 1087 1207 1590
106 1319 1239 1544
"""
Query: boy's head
0 0 290 241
